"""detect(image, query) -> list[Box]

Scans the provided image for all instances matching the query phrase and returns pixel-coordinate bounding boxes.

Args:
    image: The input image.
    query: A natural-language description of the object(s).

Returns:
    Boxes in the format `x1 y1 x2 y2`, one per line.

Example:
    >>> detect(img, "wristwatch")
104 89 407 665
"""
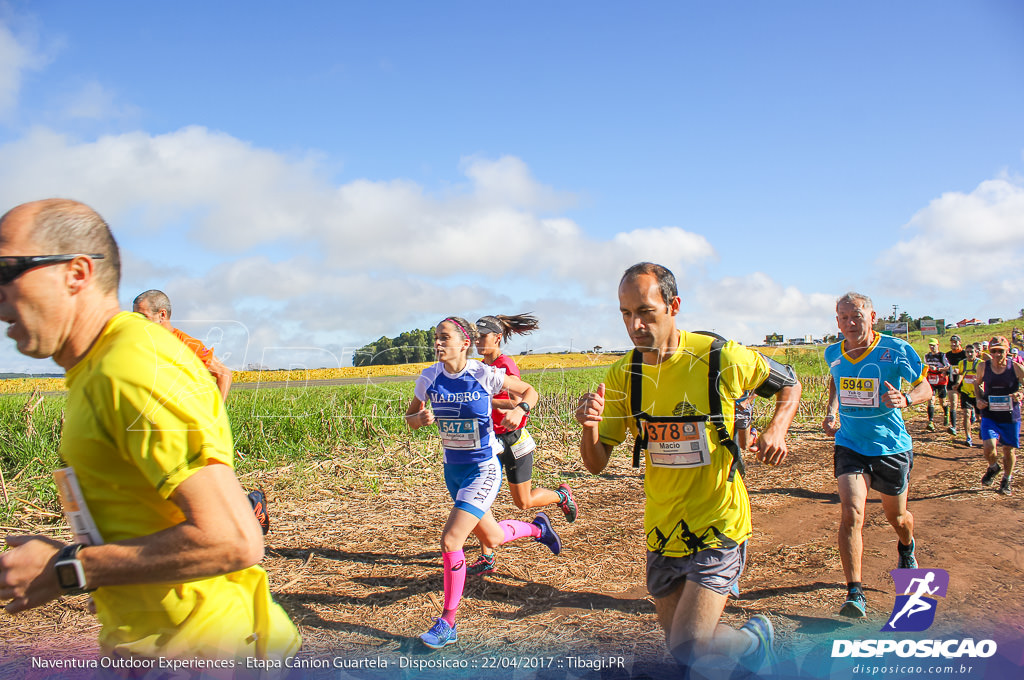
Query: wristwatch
516 402 531 415
902 392 913 407
54 543 91 594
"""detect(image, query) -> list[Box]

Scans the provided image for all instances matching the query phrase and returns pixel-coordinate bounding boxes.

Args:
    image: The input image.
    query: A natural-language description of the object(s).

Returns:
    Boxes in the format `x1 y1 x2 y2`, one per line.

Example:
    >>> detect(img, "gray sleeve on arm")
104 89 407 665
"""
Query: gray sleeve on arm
754 355 799 399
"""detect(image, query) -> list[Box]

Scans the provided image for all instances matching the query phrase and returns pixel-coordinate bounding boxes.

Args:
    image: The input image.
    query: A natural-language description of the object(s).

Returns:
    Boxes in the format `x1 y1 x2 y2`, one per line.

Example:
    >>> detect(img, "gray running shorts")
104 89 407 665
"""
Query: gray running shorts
646 541 747 599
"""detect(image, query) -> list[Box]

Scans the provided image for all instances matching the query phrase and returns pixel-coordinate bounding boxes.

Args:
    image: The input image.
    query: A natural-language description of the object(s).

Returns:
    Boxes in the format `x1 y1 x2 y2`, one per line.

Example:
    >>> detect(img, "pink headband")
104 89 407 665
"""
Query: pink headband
444 317 471 341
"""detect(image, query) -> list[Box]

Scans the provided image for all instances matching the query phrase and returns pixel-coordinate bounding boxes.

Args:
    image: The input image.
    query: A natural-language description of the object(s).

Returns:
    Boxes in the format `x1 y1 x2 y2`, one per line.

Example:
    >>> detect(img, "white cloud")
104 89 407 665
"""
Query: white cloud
459 155 574 211
60 80 139 122
0 118 825 367
686 272 837 344
0 125 720 290
876 176 1024 297
0 126 332 240
0 19 47 117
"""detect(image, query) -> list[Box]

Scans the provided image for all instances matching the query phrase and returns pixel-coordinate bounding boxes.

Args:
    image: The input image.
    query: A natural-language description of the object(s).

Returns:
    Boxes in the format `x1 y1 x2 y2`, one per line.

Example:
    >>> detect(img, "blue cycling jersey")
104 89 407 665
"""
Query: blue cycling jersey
825 333 926 456
414 360 506 464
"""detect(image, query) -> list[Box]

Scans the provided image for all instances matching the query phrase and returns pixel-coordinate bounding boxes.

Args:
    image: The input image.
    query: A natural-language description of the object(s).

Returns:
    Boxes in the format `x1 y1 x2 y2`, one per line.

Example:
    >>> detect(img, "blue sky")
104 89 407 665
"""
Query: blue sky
0 1 1022 371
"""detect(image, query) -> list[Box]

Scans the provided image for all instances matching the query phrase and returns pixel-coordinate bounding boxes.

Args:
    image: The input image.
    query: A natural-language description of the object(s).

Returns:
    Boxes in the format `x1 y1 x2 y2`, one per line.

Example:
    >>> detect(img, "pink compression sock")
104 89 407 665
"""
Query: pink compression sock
498 519 541 543
441 550 465 625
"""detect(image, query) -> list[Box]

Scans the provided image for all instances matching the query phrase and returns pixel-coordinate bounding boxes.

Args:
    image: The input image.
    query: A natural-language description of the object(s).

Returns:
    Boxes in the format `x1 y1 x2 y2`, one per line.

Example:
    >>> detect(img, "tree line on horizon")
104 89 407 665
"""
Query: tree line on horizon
352 328 436 366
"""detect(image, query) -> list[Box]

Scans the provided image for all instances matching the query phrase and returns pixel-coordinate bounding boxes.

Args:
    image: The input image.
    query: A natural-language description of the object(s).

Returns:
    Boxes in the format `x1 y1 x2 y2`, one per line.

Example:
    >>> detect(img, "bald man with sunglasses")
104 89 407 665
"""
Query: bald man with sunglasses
0 199 299 664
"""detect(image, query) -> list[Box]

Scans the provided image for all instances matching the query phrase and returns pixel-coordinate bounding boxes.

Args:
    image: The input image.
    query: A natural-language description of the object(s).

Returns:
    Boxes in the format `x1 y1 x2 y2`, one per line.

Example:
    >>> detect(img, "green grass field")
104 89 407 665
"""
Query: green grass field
0 368 611 526
3 314 1018 528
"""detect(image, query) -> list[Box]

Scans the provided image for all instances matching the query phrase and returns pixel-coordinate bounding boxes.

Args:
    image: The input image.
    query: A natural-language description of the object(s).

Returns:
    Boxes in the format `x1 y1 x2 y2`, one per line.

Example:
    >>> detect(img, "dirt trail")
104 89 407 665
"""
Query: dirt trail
2 415 1022 676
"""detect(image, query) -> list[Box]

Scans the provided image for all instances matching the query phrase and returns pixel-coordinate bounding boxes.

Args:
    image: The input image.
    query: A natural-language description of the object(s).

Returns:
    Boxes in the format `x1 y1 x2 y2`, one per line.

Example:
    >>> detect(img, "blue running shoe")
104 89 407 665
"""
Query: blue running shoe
730 582 741 599
840 591 867 618
898 540 917 569
420 618 457 649
532 512 562 555
739 614 776 672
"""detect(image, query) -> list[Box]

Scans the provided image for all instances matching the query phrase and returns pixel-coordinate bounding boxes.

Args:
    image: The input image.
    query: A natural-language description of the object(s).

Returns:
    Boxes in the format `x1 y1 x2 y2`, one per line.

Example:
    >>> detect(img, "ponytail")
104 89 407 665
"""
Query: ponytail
476 313 540 344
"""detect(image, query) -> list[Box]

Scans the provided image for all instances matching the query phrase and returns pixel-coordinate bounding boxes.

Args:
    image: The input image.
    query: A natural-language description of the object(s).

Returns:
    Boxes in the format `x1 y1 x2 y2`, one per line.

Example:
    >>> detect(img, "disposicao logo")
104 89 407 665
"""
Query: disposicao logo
831 568 998 660
882 568 948 632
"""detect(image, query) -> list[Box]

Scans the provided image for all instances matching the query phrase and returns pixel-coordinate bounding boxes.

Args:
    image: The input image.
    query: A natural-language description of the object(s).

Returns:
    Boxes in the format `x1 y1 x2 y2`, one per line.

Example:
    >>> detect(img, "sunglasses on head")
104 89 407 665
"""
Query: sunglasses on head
0 254 105 286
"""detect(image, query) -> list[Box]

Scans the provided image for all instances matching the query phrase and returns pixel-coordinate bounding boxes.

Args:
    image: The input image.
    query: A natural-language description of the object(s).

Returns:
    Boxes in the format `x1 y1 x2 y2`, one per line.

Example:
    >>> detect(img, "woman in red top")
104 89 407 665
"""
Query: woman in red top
467 314 578 576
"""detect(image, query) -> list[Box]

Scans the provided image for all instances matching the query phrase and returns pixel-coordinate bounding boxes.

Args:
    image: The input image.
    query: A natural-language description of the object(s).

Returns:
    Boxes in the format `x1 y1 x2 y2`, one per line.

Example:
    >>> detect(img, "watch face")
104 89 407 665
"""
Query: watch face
56 561 81 589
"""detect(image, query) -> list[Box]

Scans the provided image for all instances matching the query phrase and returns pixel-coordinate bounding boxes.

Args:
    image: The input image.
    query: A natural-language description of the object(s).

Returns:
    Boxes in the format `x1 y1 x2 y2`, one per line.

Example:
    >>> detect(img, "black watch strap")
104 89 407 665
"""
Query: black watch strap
54 543 91 593
517 401 531 415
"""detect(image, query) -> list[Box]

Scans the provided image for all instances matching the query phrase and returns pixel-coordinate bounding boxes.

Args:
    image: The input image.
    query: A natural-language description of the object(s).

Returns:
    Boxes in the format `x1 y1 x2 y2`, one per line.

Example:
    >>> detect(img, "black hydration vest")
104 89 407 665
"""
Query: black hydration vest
629 332 745 482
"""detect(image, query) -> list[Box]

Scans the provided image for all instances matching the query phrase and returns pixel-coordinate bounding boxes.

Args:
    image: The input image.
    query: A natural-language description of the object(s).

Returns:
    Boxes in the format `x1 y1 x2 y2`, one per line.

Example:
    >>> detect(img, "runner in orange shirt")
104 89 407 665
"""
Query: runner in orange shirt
132 289 233 401
132 289 270 531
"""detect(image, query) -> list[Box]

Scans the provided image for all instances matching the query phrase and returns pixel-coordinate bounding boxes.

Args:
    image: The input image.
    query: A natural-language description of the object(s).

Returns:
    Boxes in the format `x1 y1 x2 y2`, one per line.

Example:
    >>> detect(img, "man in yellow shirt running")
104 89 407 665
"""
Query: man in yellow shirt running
575 262 802 676
0 199 299 665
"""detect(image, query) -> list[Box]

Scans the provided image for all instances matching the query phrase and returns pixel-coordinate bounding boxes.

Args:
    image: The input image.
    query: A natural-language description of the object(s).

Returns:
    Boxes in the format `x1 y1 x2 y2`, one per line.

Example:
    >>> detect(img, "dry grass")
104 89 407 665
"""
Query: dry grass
3 396 1023 678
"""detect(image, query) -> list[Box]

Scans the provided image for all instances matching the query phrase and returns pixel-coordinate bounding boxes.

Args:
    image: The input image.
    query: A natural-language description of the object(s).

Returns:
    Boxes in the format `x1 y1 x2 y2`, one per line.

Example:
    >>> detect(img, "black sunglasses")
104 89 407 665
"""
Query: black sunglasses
0 254 105 286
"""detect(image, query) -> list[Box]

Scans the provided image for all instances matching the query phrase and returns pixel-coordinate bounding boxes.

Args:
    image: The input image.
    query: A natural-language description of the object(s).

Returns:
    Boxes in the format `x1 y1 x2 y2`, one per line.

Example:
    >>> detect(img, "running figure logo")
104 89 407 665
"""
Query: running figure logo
882 568 949 632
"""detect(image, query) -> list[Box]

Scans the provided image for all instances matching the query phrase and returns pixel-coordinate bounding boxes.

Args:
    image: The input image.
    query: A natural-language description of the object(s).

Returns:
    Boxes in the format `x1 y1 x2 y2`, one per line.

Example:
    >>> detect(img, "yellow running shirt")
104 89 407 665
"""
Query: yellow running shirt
957 358 981 398
61 312 300 661
598 330 770 557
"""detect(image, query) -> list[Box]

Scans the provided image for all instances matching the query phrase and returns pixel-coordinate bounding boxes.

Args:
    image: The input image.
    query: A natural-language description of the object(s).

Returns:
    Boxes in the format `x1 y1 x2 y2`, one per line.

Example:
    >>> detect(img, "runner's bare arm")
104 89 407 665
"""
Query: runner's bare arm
1 463 263 614
750 380 802 465
822 376 840 436
207 354 233 401
0 534 63 612
499 375 538 429
974 362 987 408
576 384 613 473
1015 362 1024 403
888 379 931 409
405 396 435 430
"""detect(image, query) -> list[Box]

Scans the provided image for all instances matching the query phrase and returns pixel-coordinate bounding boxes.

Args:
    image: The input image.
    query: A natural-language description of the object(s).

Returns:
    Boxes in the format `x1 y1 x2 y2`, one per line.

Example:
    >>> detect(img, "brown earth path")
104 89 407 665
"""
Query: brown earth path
2 414 1023 679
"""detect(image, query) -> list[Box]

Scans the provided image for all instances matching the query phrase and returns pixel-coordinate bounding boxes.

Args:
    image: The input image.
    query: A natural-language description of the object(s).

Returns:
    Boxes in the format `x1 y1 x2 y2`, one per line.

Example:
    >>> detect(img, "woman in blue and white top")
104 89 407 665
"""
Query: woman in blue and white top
405 316 562 649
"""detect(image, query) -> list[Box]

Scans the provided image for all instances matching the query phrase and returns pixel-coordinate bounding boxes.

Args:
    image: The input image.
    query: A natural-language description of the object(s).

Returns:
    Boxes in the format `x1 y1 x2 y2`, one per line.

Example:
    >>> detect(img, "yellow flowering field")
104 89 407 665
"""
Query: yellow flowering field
0 377 67 394
0 353 622 394
231 351 620 383
231 362 432 384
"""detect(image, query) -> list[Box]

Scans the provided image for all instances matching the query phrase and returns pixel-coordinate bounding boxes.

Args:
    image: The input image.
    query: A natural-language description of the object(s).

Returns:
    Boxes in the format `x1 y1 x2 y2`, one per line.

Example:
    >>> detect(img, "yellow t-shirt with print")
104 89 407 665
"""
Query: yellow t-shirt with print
61 311 300 661
598 330 770 558
957 358 981 398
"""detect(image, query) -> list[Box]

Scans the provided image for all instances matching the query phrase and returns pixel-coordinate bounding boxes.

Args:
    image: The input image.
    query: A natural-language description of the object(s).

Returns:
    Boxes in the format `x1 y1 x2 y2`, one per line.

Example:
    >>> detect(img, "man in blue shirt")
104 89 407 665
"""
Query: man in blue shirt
822 292 932 618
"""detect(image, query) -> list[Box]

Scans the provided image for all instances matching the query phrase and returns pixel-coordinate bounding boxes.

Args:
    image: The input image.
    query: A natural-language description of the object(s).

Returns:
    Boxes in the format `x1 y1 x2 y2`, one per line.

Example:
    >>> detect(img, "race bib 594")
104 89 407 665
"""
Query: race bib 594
839 376 879 408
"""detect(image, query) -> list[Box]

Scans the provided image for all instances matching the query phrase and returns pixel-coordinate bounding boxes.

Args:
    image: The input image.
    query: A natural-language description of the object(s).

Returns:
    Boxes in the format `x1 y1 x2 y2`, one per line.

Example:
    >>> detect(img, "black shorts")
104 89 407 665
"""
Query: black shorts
834 445 913 496
929 384 947 399
496 429 535 485
958 392 976 412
